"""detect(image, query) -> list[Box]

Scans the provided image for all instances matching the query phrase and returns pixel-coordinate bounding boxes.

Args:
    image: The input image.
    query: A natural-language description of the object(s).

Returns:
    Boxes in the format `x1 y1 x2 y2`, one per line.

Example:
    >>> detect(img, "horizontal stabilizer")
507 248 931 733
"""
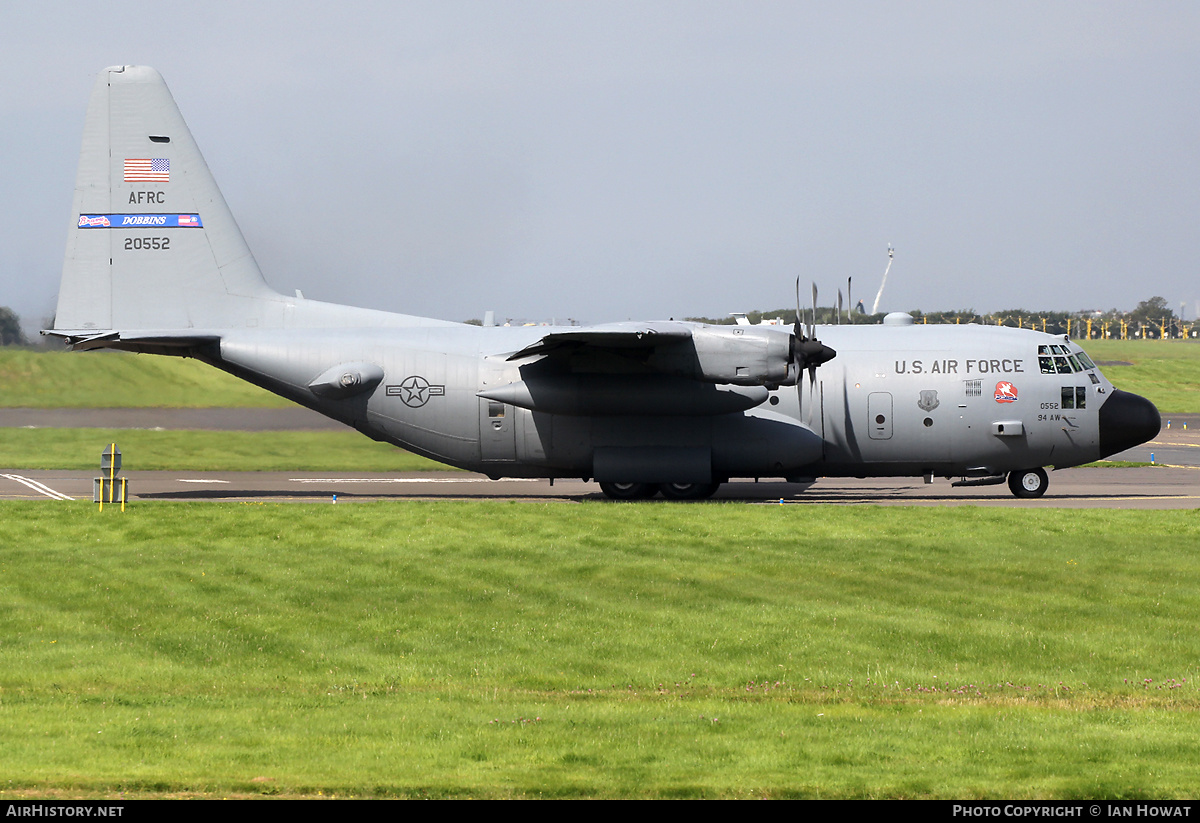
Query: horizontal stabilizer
44 328 221 353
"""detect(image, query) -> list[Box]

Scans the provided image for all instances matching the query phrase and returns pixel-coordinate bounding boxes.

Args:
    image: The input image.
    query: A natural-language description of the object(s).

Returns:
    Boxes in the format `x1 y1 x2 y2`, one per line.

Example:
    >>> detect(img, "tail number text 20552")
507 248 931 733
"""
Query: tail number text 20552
124 237 170 250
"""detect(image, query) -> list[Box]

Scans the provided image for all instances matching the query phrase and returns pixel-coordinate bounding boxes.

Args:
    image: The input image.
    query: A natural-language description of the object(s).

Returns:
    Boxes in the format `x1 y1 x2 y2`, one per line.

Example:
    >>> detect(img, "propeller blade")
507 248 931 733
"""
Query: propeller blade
792 277 804 408
810 283 818 338
793 277 803 335
837 289 843 325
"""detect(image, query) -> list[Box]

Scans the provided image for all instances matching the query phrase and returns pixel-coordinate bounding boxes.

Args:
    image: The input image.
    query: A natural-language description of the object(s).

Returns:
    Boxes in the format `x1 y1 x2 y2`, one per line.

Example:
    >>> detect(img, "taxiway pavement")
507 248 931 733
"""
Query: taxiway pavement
2 466 1197 508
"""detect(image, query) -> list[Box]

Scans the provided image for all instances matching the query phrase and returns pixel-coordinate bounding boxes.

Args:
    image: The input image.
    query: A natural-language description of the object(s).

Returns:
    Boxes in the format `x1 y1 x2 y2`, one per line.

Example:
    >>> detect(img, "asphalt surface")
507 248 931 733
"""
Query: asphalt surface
3 466 1198 507
3 409 1197 507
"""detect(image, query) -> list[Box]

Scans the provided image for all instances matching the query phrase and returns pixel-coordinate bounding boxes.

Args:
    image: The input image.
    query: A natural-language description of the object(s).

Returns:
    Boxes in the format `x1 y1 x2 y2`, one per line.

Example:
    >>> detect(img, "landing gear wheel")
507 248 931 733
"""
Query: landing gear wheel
1007 468 1048 498
599 482 658 500
658 482 720 501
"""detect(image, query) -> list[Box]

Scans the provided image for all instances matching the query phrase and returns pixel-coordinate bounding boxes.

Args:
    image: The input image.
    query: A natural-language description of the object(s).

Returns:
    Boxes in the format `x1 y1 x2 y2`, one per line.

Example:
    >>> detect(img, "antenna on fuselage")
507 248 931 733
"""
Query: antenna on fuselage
870 245 894 315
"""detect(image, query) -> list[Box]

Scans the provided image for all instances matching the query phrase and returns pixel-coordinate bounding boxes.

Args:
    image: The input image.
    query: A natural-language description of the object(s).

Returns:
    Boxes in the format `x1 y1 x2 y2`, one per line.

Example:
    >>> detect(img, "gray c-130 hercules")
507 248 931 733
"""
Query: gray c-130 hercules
48 67 1161 500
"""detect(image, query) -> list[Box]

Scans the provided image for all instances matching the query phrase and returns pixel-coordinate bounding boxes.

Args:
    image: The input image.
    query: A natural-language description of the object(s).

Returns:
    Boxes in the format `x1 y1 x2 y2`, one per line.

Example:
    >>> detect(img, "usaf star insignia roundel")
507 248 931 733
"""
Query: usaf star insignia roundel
387 375 446 408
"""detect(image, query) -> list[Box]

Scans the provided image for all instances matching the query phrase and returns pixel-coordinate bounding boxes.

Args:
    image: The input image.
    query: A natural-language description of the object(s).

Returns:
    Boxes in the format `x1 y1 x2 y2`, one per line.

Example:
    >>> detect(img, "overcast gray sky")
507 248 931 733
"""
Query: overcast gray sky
4 1 1198 327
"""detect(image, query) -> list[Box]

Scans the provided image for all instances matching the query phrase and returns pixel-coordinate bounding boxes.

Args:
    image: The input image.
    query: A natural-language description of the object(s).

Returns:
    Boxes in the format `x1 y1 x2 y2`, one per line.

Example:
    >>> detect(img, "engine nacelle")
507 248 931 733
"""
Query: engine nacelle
649 326 795 387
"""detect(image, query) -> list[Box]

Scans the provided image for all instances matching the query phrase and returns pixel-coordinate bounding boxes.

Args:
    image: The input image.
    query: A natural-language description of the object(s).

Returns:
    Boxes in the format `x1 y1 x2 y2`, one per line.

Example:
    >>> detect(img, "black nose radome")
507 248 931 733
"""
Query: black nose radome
1098 389 1161 459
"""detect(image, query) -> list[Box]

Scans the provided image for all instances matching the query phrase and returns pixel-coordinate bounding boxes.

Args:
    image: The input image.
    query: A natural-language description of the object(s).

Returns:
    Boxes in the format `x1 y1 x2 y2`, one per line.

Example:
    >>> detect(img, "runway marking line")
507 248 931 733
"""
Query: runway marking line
288 478 540 484
1 474 74 501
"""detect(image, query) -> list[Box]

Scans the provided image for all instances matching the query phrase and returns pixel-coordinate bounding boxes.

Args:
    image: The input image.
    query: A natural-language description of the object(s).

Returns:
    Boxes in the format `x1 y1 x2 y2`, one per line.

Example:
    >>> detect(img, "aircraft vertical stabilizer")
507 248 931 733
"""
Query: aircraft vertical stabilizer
55 66 277 334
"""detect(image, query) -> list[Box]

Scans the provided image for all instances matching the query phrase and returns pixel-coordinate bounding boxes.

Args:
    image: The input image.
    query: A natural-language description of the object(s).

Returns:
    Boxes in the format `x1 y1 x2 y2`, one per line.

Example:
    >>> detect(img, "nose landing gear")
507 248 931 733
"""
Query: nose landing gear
1007 467 1048 498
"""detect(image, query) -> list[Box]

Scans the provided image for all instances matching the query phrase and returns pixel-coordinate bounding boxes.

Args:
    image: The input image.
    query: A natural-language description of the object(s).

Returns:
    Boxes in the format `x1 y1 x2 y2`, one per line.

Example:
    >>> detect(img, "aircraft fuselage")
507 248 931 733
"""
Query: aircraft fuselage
204 320 1153 488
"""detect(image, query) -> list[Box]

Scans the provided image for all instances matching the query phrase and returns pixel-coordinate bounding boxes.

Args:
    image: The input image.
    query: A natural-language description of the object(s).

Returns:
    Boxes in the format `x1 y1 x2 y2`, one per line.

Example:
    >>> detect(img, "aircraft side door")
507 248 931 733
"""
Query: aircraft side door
480 399 517 462
868 392 893 440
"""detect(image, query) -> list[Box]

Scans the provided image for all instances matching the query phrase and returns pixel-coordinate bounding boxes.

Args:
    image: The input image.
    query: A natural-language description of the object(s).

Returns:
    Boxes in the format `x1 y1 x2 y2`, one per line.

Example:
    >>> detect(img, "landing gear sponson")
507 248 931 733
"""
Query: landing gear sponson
598 482 721 500
599 470 1052 500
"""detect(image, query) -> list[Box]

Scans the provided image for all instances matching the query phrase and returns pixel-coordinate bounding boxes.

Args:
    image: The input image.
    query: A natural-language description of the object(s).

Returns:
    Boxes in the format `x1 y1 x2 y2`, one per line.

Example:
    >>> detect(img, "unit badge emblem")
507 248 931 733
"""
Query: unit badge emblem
994 381 1018 403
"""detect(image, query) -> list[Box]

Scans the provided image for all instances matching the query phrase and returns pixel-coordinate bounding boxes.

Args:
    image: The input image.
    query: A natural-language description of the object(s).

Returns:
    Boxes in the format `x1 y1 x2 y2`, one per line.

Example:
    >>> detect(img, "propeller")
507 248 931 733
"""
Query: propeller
789 278 837 400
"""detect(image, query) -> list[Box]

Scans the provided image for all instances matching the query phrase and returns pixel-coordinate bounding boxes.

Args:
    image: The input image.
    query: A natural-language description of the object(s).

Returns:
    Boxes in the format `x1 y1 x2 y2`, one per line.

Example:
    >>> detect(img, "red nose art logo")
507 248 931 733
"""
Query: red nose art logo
994 381 1018 403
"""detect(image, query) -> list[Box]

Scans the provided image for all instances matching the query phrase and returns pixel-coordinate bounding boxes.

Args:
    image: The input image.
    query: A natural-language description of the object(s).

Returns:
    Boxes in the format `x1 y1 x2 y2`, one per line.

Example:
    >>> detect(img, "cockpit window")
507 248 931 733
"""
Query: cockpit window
1062 386 1087 410
1039 346 1095 374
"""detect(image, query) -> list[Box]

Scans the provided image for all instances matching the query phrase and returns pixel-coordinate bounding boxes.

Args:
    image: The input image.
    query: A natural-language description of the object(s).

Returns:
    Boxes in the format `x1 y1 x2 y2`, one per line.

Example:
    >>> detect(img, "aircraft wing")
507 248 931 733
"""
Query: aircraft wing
505 321 694 361
504 321 799 387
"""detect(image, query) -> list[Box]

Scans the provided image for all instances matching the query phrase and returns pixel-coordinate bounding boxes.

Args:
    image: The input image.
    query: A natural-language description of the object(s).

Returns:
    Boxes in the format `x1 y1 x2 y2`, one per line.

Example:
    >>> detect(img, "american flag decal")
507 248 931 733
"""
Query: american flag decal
124 158 170 182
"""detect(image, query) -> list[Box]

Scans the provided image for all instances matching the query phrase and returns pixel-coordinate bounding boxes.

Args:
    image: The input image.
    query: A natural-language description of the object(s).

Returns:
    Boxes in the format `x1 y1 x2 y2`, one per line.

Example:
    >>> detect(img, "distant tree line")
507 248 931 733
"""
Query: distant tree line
0 307 28 346
686 297 1195 339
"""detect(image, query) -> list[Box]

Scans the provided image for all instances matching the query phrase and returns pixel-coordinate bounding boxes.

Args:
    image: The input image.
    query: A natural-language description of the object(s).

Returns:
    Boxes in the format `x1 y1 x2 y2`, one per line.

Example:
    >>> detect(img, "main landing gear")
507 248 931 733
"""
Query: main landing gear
598 482 721 501
1007 467 1048 498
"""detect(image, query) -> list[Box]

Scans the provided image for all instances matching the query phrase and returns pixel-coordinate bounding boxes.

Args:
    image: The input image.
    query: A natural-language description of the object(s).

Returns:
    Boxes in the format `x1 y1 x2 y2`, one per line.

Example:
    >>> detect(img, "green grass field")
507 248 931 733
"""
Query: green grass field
2 342 1198 798
0 349 288 408
1080 340 1200 414
2 502 1199 799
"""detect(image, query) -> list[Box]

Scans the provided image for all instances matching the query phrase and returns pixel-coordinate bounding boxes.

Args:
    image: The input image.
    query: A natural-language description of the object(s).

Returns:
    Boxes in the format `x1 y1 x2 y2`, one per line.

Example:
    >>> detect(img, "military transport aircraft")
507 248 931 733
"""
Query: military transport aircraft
47 67 1161 500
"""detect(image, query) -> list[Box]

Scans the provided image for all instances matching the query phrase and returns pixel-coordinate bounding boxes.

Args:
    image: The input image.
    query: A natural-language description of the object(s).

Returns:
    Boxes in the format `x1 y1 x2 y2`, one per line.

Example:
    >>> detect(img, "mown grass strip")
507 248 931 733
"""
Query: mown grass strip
2 502 1199 797
0 427 458 471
